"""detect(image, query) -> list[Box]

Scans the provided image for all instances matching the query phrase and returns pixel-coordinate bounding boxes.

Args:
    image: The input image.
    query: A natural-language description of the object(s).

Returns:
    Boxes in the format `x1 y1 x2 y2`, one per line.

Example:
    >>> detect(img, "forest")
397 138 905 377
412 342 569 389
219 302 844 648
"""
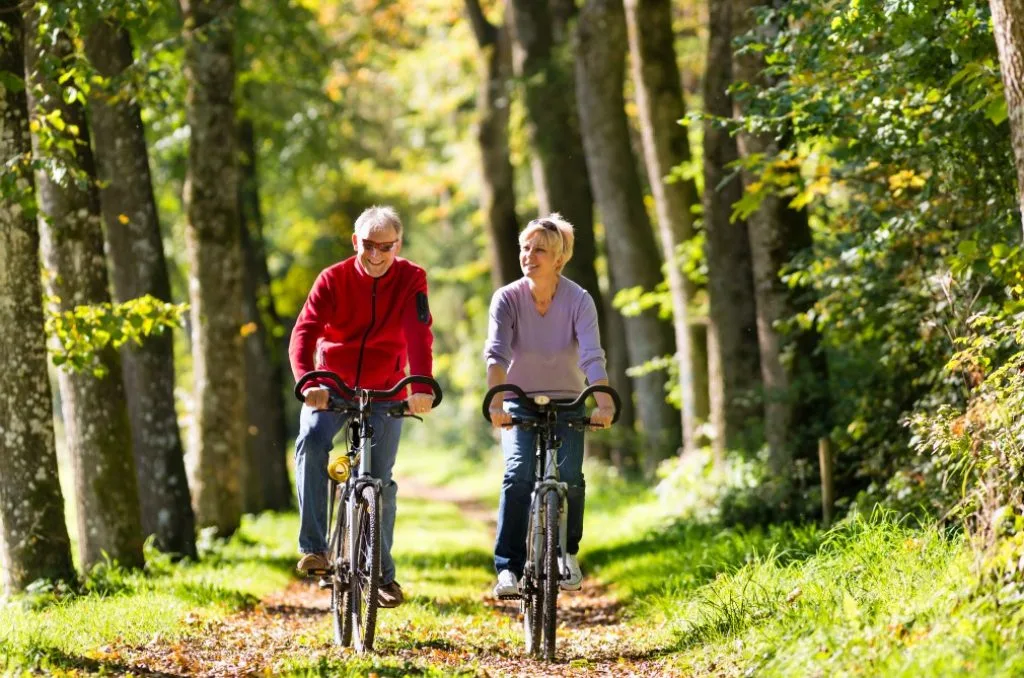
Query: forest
2 0 1024 675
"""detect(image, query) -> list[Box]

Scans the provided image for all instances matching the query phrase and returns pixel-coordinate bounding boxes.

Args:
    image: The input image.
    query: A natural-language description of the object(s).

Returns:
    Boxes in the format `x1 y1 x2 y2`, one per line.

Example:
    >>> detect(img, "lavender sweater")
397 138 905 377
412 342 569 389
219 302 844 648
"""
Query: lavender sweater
483 276 608 398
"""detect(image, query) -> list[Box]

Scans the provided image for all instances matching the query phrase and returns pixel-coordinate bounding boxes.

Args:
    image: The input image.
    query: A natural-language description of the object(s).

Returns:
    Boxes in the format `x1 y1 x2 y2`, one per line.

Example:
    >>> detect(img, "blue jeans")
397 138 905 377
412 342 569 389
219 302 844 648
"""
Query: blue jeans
494 399 586 578
295 404 403 585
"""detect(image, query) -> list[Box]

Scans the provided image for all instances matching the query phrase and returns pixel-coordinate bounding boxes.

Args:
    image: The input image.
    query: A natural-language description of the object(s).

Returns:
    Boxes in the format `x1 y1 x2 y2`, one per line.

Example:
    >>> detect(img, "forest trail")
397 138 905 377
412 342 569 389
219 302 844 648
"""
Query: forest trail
106 480 681 677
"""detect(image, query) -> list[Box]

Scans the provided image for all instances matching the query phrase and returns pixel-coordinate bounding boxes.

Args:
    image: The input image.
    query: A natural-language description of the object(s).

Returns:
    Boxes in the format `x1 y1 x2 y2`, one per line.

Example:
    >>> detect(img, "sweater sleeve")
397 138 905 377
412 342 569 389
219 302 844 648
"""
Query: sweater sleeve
289 270 334 387
401 267 434 395
574 290 608 384
483 289 514 370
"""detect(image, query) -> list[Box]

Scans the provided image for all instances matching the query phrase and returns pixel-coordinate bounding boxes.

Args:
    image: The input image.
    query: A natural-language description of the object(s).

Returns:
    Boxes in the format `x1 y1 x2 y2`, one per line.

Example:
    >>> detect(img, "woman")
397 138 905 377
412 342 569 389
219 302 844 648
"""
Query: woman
483 213 616 598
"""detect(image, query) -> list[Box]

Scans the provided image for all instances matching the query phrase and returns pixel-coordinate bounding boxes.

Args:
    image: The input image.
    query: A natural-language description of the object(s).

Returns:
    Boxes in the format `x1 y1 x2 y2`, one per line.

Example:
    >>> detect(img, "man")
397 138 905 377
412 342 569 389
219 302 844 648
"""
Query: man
288 205 435 609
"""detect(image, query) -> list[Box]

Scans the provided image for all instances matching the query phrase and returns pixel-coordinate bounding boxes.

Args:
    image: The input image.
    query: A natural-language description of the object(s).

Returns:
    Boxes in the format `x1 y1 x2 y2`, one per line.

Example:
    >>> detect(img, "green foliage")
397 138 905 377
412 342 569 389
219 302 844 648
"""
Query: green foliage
46 294 188 376
729 0 1022 513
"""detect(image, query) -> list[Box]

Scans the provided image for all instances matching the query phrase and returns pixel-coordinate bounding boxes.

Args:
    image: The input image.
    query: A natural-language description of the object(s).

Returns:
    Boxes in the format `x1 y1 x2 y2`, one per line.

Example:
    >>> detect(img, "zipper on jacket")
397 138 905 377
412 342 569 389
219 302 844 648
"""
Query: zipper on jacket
353 277 378 388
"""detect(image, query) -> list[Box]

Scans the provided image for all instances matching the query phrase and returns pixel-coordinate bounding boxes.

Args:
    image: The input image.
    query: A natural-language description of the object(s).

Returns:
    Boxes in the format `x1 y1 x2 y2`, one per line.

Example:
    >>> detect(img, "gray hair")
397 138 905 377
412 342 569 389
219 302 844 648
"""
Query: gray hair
354 205 403 239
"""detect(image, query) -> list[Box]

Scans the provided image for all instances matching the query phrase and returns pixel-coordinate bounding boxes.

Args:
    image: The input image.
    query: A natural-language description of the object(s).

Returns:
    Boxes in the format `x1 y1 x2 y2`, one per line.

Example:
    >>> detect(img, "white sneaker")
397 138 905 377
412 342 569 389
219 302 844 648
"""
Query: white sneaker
494 570 520 599
560 554 583 591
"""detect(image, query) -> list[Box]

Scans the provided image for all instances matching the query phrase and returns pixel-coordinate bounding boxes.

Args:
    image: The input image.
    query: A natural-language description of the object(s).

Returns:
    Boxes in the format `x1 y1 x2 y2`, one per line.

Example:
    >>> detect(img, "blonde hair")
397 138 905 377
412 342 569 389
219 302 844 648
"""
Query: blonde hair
354 205 403 239
519 213 575 273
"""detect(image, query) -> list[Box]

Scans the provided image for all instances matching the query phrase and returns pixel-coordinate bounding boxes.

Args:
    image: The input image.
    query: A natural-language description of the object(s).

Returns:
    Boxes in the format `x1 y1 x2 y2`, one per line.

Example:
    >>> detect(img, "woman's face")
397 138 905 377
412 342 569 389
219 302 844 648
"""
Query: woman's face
520 232 562 280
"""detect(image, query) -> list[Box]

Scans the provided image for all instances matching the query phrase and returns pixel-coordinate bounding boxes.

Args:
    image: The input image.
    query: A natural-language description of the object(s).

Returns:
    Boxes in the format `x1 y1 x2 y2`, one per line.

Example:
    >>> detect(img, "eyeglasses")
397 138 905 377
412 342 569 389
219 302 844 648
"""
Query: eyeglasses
531 218 558 232
361 238 399 253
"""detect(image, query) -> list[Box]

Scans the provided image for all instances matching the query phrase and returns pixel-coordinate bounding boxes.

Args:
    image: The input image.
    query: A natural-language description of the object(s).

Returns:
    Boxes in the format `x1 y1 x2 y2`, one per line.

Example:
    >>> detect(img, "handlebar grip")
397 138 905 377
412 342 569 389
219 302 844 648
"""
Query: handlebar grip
294 370 354 403
482 383 530 422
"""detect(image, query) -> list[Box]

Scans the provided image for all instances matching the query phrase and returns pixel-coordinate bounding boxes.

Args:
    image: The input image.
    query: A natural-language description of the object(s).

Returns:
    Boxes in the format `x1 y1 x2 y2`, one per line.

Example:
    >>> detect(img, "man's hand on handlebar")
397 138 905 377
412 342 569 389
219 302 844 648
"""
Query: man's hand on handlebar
489 406 513 429
407 392 434 415
304 388 330 410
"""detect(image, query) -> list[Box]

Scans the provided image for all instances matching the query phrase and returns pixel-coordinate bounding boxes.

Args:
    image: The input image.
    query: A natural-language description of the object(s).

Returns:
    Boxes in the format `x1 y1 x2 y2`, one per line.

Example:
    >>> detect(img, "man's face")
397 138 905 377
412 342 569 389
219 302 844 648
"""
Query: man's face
352 225 401 278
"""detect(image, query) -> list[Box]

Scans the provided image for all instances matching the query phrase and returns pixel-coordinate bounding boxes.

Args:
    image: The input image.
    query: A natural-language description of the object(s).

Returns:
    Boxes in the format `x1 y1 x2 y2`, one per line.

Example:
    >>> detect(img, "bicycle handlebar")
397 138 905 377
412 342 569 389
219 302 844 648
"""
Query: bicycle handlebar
481 383 622 425
294 370 444 409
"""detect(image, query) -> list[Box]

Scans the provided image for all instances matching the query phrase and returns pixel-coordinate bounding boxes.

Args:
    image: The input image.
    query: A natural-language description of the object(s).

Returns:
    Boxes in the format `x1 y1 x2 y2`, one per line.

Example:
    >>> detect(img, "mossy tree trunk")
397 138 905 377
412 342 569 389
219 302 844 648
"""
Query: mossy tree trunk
23 5 144 570
84 16 197 558
0 3 75 593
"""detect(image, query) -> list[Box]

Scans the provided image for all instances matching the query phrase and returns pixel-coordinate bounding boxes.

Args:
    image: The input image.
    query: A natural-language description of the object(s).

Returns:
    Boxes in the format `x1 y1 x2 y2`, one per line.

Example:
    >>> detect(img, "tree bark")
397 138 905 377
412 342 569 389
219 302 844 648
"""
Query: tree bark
238 113 291 513
576 0 683 471
989 0 1024 240
23 7 144 570
84 17 197 558
508 0 638 466
506 0 602 304
624 0 710 453
464 0 521 287
0 4 75 593
732 0 829 498
703 0 761 460
180 0 245 536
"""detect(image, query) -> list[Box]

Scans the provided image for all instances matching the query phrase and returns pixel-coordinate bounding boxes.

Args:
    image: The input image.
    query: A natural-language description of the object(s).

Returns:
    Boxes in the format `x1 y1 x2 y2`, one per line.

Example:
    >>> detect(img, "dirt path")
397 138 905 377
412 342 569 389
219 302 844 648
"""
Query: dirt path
109 482 680 677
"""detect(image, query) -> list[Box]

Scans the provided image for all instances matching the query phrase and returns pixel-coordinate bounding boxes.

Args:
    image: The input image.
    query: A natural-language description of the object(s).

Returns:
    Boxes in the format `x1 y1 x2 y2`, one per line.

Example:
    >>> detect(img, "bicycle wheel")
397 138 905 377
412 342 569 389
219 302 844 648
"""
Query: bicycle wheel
349 484 381 653
522 501 543 655
542 490 560 661
329 502 351 646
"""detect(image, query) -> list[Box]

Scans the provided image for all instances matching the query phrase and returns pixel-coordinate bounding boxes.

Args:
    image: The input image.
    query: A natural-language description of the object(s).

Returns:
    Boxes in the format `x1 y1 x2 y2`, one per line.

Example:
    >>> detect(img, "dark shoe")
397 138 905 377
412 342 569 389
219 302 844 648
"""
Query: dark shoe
377 580 404 608
297 552 329 575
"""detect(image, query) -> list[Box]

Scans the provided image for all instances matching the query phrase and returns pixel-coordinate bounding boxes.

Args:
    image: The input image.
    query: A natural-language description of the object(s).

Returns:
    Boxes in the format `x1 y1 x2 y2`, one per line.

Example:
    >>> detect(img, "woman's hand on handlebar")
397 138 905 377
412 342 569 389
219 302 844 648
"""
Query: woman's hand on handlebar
407 392 434 415
589 406 614 429
489 406 513 428
303 388 330 410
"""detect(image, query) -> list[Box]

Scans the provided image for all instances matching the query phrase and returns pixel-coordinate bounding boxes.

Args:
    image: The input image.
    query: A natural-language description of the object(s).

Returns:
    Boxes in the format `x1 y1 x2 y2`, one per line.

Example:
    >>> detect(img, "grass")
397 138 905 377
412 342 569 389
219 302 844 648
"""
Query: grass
5 441 1024 676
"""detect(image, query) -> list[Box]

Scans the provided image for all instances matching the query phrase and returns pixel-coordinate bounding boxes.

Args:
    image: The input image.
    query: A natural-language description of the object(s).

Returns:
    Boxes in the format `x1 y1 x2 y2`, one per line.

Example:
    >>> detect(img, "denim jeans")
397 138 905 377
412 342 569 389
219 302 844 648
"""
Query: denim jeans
295 403 403 585
494 398 586 578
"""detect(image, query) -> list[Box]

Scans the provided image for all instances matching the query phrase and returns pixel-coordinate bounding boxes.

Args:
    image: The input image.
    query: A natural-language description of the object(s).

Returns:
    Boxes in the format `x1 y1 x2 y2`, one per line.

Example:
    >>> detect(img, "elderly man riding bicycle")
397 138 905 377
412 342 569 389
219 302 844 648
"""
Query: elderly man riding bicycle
288 205 436 609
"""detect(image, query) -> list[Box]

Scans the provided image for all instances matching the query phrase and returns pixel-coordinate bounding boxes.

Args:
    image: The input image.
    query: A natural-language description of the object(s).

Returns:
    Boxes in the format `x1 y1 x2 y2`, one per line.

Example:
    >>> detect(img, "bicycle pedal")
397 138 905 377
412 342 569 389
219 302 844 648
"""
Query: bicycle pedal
305 568 331 577
497 593 522 600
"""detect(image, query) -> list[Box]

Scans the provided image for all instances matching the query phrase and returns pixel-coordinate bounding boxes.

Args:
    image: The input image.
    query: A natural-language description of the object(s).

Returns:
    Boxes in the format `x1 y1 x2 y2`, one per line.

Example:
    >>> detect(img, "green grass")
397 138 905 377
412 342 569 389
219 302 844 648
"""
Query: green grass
6 443 1024 676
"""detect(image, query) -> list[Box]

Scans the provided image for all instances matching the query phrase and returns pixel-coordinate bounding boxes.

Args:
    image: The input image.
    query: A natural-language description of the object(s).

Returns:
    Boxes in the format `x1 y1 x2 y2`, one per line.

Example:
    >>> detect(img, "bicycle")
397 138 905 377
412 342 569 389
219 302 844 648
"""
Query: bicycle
294 370 443 653
481 383 621 661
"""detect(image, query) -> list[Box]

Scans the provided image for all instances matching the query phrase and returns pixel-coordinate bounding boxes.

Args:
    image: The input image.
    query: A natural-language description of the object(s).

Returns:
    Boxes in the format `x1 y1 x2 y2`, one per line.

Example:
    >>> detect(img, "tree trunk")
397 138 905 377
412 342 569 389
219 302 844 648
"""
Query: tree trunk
180 0 245 536
84 17 197 558
506 0 602 305
238 113 291 513
0 5 75 593
464 0 521 287
703 0 761 460
23 8 144 570
624 0 710 453
990 0 1024 240
576 0 683 472
508 0 637 463
732 0 829 499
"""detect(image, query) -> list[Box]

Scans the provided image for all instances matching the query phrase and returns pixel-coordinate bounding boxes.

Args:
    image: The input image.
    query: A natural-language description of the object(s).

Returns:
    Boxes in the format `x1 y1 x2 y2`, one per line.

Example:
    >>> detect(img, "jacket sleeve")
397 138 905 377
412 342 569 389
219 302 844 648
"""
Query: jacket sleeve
402 267 434 395
289 270 335 388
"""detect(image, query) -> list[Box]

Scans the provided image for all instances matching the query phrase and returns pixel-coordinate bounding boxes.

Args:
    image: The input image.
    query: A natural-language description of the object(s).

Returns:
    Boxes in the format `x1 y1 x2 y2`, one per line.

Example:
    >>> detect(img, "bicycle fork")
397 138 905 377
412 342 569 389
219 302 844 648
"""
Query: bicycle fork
529 441 570 583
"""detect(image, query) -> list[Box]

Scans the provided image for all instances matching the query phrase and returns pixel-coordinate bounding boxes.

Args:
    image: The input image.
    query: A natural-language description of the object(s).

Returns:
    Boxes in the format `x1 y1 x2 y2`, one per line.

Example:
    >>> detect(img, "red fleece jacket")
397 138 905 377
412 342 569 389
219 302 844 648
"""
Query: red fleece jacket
289 256 434 398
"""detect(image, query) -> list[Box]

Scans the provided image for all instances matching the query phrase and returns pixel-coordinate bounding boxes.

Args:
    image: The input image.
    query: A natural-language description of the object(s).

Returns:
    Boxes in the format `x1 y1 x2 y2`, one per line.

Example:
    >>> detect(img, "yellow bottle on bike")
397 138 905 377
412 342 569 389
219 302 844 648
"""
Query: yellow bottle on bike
327 452 351 483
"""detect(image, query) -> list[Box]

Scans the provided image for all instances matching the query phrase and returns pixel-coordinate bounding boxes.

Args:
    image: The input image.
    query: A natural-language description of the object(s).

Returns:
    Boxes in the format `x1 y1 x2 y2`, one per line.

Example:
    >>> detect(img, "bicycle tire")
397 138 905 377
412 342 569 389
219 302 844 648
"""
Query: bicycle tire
350 484 381 653
329 503 351 646
542 490 560 661
522 503 543 656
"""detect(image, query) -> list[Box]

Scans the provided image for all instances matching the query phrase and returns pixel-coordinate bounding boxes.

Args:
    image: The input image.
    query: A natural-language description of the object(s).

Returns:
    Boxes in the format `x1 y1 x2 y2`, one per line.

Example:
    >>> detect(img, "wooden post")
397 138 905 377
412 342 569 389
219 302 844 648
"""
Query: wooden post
818 437 834 528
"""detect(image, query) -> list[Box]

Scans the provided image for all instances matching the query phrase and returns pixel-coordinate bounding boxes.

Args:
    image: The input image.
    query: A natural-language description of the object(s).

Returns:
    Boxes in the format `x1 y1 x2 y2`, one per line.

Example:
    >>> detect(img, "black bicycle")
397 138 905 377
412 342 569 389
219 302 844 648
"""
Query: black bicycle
482 384 621 661
294 370 443 653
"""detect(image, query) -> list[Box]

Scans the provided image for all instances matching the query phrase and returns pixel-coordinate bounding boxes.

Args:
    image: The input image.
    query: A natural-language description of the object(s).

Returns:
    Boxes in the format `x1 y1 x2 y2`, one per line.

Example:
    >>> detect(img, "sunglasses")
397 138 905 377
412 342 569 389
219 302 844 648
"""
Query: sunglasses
530 218 558 232
361 238 399 253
